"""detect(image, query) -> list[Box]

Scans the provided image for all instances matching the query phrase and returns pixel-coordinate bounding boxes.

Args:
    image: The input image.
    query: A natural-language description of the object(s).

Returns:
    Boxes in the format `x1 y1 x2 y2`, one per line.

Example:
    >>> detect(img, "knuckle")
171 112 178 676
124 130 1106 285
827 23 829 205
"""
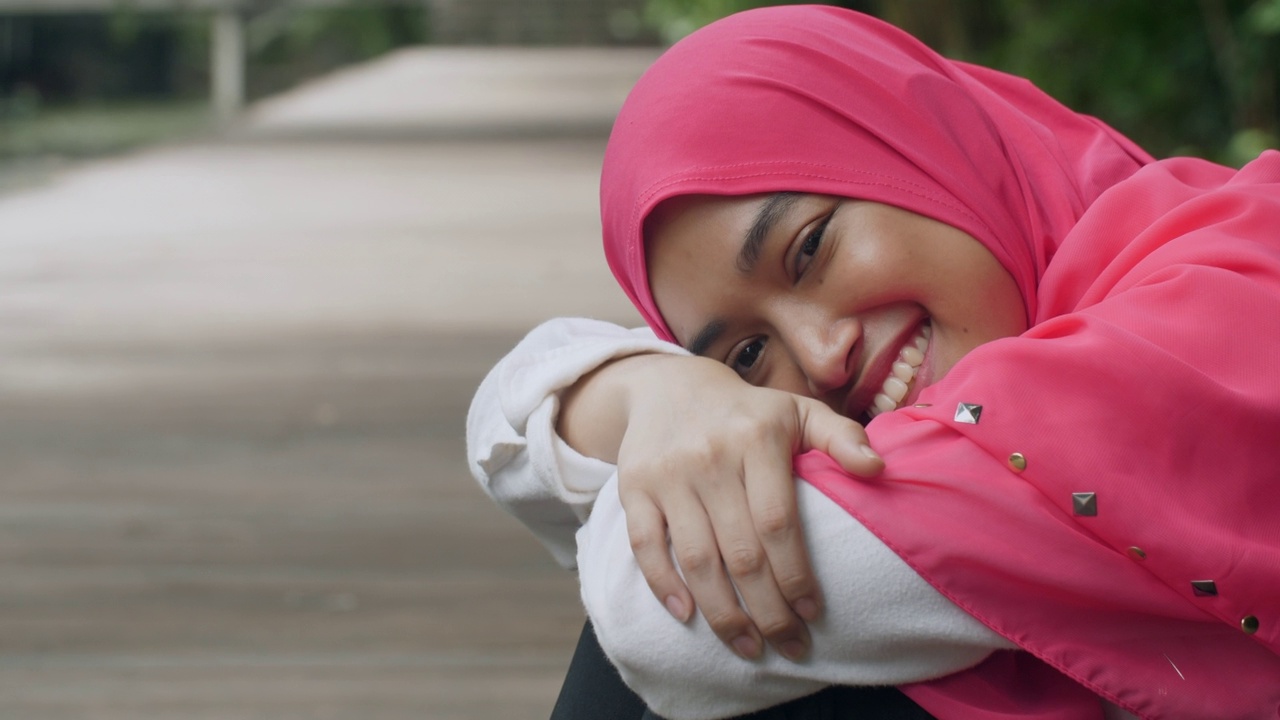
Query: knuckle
772 570 812 597
753 504 795 539
628 527 664 555
755 614 798 639
662 439 721 475
675 545 716 576
703 607 749 637
616 466 654 496
694 437 730 468
653 453 686 477
736 419 773 444
727 415 762 438
723 545 766 578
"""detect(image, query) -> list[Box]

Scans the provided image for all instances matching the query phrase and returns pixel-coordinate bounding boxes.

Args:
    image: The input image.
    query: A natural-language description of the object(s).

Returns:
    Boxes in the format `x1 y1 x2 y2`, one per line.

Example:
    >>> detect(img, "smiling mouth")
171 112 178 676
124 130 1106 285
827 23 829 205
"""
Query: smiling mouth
864 321 931 421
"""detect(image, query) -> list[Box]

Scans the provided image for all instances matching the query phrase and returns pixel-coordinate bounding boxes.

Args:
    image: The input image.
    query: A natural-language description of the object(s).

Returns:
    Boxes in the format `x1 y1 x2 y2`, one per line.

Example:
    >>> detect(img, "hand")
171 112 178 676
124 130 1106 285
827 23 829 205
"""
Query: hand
566 353 883 662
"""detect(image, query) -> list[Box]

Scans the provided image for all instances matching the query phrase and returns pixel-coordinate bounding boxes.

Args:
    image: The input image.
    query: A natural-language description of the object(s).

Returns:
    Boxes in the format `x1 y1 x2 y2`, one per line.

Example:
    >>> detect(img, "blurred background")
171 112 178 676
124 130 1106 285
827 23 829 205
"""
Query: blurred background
0 1 1276 719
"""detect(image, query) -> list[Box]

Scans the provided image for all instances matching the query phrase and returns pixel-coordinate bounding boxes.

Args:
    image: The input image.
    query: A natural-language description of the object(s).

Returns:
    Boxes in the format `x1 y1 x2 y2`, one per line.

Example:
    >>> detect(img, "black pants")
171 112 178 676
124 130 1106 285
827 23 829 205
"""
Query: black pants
550 621 936 720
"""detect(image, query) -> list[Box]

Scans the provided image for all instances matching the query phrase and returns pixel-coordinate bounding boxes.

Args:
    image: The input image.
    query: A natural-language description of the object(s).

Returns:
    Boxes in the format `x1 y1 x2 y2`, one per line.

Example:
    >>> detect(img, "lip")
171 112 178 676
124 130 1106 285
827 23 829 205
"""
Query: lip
842 315 930 421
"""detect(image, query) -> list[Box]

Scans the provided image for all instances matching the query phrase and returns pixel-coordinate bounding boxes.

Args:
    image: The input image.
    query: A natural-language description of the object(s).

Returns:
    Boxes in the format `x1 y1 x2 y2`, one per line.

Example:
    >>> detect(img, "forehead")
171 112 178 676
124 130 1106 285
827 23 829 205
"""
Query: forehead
644 194 772 346
646 194 760 243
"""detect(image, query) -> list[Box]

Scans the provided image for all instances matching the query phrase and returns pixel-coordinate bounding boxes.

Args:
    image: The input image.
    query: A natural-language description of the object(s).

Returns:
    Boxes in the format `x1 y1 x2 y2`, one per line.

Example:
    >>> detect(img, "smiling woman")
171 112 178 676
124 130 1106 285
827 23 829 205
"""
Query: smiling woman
646 195 1026 423
467 5 1280 720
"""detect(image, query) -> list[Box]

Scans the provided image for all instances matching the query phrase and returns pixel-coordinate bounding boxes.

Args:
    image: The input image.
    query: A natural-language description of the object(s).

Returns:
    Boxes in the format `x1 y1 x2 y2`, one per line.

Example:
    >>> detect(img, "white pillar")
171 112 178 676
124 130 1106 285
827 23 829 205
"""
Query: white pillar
211 8 245 122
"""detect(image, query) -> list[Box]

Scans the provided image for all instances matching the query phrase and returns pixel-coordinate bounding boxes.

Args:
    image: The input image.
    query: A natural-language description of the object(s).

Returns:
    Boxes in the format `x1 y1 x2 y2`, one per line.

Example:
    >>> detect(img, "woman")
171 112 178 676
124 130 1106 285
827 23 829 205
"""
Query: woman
467 6 1280 719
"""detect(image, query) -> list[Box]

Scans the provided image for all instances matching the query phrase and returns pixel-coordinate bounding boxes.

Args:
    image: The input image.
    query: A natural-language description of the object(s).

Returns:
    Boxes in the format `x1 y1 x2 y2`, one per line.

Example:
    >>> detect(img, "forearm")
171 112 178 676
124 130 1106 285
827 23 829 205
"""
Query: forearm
578 476 1011 720
465 318 684 565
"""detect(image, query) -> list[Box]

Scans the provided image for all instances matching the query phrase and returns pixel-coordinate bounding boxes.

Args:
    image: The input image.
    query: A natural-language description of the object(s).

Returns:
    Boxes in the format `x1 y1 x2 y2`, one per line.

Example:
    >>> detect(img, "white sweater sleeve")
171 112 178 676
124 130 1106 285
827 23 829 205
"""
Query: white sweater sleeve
465 317 687 567
579 476 1015 720
467 316 1014 720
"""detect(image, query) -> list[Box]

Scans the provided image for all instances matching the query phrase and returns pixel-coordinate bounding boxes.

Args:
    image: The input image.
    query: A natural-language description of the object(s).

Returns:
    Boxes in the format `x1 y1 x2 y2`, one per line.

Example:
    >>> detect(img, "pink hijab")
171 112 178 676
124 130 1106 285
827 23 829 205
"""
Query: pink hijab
601 6 1280 719
601 4 1149 338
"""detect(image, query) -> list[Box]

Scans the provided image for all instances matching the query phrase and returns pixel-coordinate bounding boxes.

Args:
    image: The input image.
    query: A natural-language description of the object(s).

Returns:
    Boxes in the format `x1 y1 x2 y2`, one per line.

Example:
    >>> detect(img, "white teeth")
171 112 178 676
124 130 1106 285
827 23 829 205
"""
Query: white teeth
873 393 898 414
891 360 914 382
866 321 931 419
899 344 924 366
882 377 909 402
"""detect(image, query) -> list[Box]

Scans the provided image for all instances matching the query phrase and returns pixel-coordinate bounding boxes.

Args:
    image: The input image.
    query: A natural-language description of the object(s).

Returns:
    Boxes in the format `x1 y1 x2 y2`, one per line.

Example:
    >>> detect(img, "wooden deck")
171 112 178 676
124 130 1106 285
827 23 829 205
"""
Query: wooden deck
0 143 644 719
0 46 651 718
1 330 585 719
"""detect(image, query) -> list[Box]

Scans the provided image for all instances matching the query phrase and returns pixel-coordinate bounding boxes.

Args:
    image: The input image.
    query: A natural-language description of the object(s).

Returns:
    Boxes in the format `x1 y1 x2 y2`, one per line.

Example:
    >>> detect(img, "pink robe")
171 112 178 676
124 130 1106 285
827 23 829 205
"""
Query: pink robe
800 153 1280 719
599 6 1280 717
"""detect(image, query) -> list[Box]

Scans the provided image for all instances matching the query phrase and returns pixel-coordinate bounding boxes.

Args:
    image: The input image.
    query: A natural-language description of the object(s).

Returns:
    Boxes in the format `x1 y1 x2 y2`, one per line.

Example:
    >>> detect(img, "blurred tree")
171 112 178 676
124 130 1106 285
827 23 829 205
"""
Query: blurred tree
243 5 428 98
0 6 428 160
0 12 200 103
3 0 1275 164
0 5 429 109
639 0 1280 164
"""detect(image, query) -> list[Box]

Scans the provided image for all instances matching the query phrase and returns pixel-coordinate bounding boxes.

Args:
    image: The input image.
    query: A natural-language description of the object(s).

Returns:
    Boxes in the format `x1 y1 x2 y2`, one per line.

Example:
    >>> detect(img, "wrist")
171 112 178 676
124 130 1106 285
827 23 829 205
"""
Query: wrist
557 352 670 463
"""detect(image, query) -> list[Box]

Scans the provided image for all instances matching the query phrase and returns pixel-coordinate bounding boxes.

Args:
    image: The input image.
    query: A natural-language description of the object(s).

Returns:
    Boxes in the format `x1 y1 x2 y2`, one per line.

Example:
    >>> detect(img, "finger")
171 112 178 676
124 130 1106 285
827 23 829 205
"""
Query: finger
797 401 884 477
620 491 693 623
663 493 764 660
699 469 810 661
743 431 823 626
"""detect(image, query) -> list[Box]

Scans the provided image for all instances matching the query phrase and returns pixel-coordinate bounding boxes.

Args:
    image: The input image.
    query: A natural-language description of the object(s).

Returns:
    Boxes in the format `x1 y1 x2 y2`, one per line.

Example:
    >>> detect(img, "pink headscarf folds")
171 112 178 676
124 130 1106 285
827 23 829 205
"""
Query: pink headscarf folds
600 6 1280 719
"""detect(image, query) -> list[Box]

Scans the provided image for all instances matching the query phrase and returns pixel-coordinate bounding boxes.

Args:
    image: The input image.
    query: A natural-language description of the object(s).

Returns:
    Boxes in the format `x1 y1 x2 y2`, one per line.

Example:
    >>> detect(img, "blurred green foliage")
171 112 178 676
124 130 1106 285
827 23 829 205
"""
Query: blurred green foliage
0 6 427 161
0 6 427 106
239 5 428 98
2 1 1275 166
643 0 1280 165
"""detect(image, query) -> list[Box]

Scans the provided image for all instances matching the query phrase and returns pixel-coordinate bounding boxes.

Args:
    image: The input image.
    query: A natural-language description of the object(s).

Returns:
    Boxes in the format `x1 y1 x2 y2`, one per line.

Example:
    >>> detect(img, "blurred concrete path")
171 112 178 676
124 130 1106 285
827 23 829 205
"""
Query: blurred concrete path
0 47 649 719
245 47 660 140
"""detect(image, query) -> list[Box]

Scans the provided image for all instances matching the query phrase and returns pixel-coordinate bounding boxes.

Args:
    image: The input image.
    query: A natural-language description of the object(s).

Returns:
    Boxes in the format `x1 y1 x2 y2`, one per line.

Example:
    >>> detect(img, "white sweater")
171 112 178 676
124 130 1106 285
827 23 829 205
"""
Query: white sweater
465 318 1012 720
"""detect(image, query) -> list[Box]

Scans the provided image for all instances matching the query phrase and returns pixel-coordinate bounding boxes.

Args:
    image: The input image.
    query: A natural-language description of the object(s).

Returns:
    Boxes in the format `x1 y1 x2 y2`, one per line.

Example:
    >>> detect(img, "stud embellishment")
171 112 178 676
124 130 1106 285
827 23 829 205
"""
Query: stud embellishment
1126 546 1147 561
913 403 932 408
1191 580 1219 597
954 403 982 424
1072 492 1097 517
1241 615 1260 634
1008 453 1027 472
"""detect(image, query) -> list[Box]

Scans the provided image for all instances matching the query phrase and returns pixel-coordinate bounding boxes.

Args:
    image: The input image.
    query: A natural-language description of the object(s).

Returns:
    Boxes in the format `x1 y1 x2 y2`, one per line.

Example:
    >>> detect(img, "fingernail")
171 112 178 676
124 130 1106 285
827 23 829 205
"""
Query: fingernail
860 444 882 461
664 595 687 621
731 635 760 660
794 597 819 621
780 639 808 661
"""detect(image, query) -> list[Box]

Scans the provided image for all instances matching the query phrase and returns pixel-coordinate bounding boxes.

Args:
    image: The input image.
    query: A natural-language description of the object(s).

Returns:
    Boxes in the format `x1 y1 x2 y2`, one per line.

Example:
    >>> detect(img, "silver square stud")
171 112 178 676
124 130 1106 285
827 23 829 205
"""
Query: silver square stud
1191 580 1219 597
1071 492 1097 517
954 403 983 424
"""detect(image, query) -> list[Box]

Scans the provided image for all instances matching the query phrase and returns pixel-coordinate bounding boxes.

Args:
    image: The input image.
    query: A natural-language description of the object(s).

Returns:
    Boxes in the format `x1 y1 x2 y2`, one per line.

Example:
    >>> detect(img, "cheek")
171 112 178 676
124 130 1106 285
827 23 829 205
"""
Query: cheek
752 341 815 397
762 365 813 397
968 262 1028 339
935 265 1026 368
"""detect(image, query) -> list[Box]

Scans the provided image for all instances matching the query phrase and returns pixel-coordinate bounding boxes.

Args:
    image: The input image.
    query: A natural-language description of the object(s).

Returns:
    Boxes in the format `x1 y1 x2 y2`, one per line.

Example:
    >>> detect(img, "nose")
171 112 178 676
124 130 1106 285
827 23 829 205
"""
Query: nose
778 313 861 398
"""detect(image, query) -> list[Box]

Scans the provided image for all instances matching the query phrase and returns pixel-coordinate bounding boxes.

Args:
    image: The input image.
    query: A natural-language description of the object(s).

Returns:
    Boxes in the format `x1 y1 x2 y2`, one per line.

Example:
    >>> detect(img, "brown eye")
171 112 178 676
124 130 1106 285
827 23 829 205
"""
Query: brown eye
796 214 832 277
731 338 766 373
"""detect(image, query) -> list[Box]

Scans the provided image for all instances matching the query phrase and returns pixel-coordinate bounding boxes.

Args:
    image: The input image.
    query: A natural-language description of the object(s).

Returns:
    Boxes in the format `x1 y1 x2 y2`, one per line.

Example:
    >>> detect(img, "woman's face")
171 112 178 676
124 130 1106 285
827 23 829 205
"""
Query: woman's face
646 193 1028 422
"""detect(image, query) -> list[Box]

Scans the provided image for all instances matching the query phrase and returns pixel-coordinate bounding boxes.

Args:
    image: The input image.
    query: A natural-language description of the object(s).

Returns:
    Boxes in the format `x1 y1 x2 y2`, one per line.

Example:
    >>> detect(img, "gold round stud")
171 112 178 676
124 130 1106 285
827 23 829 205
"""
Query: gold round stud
1126 546 1146 561
1241 615 1260 635
1008 452 1027 472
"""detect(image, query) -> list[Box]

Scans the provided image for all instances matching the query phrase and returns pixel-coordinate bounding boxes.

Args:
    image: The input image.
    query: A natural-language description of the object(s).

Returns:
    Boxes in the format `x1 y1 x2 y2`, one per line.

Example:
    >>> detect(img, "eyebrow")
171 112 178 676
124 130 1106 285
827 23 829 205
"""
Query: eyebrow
687 319 726 357
736 192 800 274
685 193 800 355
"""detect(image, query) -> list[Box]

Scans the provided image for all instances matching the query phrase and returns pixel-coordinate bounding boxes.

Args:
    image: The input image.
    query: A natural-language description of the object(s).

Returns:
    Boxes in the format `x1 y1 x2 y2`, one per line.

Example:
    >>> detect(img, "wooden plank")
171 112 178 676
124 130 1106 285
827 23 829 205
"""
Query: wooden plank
0 131 637 718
